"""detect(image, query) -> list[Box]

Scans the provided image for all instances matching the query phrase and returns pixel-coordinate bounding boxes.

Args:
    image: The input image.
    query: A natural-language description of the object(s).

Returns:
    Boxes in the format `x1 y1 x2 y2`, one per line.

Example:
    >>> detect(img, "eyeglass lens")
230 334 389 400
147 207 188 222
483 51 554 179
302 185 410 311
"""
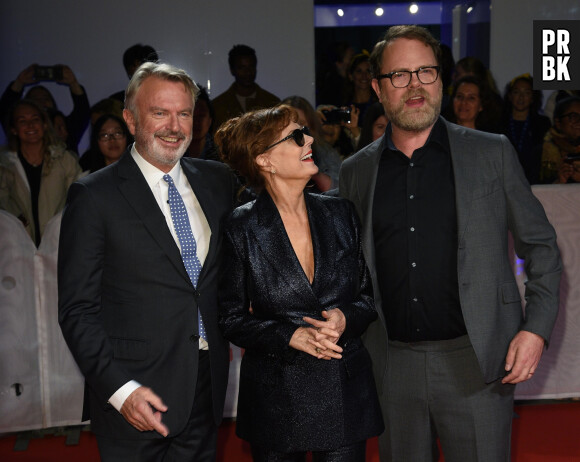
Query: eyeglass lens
391 67 439 88
99 131 125 141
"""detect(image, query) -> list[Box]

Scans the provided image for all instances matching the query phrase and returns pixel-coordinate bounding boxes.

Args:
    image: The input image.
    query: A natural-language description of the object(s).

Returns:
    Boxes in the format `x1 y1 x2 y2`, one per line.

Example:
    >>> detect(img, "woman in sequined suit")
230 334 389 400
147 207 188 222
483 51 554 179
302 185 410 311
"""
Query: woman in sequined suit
215 105 383 462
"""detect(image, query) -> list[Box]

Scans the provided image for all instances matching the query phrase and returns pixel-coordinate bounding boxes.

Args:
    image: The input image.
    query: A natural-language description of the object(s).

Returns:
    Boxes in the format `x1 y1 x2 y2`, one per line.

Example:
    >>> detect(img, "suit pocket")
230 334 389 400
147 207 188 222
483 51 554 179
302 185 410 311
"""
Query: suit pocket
110 337 148 361
501 282 521 304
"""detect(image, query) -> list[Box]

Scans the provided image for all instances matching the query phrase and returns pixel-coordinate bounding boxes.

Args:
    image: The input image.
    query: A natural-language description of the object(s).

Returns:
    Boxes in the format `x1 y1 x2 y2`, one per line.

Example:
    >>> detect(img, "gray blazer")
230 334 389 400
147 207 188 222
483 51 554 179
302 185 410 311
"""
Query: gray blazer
339 118 562 390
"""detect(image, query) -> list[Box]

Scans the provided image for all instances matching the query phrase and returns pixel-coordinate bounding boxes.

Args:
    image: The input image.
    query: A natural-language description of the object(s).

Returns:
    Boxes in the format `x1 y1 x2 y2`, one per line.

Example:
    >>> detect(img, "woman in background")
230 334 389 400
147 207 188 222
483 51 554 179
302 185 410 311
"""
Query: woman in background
445 75 497 132
342 53 377 126
80 114 132 173
0 99 81 245
357 102 388 151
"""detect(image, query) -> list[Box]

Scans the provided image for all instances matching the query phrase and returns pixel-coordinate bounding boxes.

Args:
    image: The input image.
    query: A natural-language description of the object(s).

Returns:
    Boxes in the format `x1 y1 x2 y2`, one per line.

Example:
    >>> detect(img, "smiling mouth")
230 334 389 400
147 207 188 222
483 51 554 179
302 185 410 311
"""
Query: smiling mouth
301 152 313 161
158 136 181 143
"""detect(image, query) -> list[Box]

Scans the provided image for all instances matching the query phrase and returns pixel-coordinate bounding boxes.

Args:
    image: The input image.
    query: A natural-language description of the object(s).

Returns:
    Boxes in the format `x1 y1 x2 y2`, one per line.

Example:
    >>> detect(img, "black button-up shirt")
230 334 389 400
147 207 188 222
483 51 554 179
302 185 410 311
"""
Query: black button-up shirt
373 118 467 342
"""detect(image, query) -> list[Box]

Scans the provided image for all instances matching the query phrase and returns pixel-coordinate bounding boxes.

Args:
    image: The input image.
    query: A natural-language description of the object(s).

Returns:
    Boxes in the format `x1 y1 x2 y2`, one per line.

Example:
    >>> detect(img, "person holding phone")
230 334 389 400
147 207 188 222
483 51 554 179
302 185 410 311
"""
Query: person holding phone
0 64 90 153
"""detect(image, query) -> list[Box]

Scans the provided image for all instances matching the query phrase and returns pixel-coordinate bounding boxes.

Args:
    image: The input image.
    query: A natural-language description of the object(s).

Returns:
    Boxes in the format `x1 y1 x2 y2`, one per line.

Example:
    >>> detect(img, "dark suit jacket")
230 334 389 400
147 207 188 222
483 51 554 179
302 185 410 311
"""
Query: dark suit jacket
339 117 562 394
218 191 383 452
58 150 238 439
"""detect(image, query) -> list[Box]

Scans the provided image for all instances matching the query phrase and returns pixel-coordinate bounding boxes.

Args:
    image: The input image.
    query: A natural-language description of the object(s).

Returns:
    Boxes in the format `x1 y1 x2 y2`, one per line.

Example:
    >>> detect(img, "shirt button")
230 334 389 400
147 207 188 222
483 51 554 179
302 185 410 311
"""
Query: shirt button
413 297 418 302
410 162 414 167
411 262 417 268
416 328 420 332
410 227 415 232
409 194 414 199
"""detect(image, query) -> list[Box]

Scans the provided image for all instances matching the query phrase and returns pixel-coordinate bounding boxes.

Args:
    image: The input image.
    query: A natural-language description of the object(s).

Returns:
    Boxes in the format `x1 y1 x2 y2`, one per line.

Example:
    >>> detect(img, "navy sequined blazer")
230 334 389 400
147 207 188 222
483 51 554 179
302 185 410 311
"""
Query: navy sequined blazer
218 191 384 452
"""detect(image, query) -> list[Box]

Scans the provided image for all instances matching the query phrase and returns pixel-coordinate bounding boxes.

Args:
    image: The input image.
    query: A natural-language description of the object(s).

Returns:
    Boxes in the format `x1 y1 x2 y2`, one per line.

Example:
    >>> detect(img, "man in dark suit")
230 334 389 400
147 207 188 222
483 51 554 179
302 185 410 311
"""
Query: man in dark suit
339 26 562 461
58 62 238 461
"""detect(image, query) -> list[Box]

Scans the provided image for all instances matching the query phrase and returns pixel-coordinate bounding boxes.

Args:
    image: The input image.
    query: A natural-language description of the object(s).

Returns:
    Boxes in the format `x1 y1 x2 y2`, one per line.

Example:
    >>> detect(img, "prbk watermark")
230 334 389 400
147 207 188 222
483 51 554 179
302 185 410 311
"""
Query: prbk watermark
533 20 580 90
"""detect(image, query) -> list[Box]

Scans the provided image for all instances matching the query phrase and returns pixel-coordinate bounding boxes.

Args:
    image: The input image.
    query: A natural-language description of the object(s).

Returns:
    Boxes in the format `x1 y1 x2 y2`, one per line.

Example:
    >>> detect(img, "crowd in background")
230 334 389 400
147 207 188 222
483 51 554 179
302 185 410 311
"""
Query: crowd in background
0 40 579 248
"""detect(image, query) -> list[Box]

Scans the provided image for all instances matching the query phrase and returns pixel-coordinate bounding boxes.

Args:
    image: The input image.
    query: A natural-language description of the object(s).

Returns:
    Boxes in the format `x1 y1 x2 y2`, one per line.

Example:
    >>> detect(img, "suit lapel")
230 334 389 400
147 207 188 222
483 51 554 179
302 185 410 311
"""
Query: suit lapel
445 121 473 242
353 141 383 289
116 152 190 285
251 192 321 308
306 193 336 296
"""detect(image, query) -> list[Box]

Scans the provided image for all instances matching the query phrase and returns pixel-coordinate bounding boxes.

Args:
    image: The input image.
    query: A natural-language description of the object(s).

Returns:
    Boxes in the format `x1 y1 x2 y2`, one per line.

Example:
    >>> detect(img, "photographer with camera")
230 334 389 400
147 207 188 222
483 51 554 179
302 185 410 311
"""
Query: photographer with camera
317 103 360 160
0 64 90 154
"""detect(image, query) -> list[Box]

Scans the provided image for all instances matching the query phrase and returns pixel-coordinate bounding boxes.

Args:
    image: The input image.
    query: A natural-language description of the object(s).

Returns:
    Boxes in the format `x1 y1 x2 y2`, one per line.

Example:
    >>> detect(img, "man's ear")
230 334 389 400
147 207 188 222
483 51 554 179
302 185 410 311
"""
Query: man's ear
123 109 136 136
371 79 382 100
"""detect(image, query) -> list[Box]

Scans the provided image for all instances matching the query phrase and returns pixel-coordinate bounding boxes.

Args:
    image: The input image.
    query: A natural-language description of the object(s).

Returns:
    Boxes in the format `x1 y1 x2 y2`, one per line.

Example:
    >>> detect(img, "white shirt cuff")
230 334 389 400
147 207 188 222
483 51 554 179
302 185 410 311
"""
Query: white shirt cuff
108 380 141 412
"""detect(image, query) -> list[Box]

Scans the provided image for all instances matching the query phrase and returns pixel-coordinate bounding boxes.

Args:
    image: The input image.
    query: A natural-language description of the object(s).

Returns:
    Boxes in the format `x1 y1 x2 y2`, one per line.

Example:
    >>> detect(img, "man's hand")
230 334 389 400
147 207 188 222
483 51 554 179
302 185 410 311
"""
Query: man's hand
502 331 545 384
120 386 169 436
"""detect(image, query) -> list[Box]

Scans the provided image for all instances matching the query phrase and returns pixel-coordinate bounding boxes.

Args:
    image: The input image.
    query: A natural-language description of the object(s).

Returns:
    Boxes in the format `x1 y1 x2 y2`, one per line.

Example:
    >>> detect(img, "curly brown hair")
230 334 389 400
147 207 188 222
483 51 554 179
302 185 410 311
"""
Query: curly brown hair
214 105 297 190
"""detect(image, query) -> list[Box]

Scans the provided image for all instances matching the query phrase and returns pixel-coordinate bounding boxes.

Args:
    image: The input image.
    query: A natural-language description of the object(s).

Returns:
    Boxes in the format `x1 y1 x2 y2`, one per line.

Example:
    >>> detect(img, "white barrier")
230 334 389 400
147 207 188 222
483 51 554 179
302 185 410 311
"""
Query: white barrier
0 210 241 433
0 211 84 433
513 184 580 400
0 184 578 432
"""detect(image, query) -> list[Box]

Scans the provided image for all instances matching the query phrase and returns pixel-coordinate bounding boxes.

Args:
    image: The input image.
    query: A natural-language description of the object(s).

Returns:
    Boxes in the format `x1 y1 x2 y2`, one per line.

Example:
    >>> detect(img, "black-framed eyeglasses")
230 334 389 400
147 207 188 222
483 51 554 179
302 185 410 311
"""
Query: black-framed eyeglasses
377 66 440 88
264 126 310 152
98 131 126 142
559 112 580 124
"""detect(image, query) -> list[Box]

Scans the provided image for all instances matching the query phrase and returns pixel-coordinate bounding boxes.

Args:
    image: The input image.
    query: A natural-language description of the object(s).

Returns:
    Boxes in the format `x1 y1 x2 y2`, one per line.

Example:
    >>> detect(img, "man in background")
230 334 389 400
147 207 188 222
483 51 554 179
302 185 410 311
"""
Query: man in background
211 44 280 131
109 43 159 103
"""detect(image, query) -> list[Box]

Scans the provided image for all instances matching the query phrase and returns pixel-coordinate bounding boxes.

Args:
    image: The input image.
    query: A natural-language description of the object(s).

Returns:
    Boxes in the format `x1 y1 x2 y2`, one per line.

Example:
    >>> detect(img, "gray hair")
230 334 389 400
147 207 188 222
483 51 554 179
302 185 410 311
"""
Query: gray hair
125 62 199 113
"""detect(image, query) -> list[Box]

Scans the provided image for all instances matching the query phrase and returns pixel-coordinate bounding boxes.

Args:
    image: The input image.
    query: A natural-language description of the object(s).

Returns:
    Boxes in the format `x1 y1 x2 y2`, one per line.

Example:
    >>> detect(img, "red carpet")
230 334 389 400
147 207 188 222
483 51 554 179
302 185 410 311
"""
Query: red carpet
1 402 579 461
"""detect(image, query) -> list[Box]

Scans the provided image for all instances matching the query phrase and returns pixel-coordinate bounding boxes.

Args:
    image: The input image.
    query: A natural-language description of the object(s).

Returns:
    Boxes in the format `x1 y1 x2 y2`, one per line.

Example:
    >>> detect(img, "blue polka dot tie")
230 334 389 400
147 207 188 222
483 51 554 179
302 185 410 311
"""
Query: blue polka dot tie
163 174 206 341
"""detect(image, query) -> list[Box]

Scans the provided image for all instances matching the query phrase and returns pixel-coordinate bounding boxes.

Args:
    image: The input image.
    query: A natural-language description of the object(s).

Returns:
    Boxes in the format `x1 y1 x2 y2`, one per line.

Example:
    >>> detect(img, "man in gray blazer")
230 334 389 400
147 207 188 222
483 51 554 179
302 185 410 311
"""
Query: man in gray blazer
339 25 562 462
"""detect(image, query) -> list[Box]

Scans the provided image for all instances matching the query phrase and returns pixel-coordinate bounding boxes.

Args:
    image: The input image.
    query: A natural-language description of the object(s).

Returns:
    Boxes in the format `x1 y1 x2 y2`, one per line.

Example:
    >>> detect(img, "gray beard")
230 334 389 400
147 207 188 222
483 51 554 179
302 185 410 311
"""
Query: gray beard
384 89 442 133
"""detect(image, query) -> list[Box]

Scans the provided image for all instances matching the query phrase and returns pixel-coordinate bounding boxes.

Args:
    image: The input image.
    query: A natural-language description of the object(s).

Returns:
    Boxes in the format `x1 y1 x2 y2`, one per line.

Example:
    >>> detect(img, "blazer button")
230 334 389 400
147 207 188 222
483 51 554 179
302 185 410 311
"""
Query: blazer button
190 334 200 342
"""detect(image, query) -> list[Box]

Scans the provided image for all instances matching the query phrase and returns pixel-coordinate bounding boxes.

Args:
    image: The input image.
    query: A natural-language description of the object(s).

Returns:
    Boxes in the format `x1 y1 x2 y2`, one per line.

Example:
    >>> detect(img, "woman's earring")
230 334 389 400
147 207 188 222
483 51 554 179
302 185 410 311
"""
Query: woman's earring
271 168 276 174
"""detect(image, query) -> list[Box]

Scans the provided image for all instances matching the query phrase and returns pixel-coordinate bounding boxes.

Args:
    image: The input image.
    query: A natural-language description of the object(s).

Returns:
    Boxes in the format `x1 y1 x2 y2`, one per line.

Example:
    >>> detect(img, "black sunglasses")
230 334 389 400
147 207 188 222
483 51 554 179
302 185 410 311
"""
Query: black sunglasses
264 126 310 152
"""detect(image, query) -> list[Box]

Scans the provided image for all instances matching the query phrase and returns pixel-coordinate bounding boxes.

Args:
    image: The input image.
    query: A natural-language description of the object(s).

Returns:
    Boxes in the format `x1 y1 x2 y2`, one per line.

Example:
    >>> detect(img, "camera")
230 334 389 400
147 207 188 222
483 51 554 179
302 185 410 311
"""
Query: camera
564 153 580 164
322 107 351 124
34 65 63 81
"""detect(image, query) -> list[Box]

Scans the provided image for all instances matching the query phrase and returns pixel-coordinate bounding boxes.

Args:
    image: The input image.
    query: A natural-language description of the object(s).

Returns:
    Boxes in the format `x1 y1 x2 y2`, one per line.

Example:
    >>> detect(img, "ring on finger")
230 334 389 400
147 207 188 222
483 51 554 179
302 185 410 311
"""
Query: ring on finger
315 347 321 353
